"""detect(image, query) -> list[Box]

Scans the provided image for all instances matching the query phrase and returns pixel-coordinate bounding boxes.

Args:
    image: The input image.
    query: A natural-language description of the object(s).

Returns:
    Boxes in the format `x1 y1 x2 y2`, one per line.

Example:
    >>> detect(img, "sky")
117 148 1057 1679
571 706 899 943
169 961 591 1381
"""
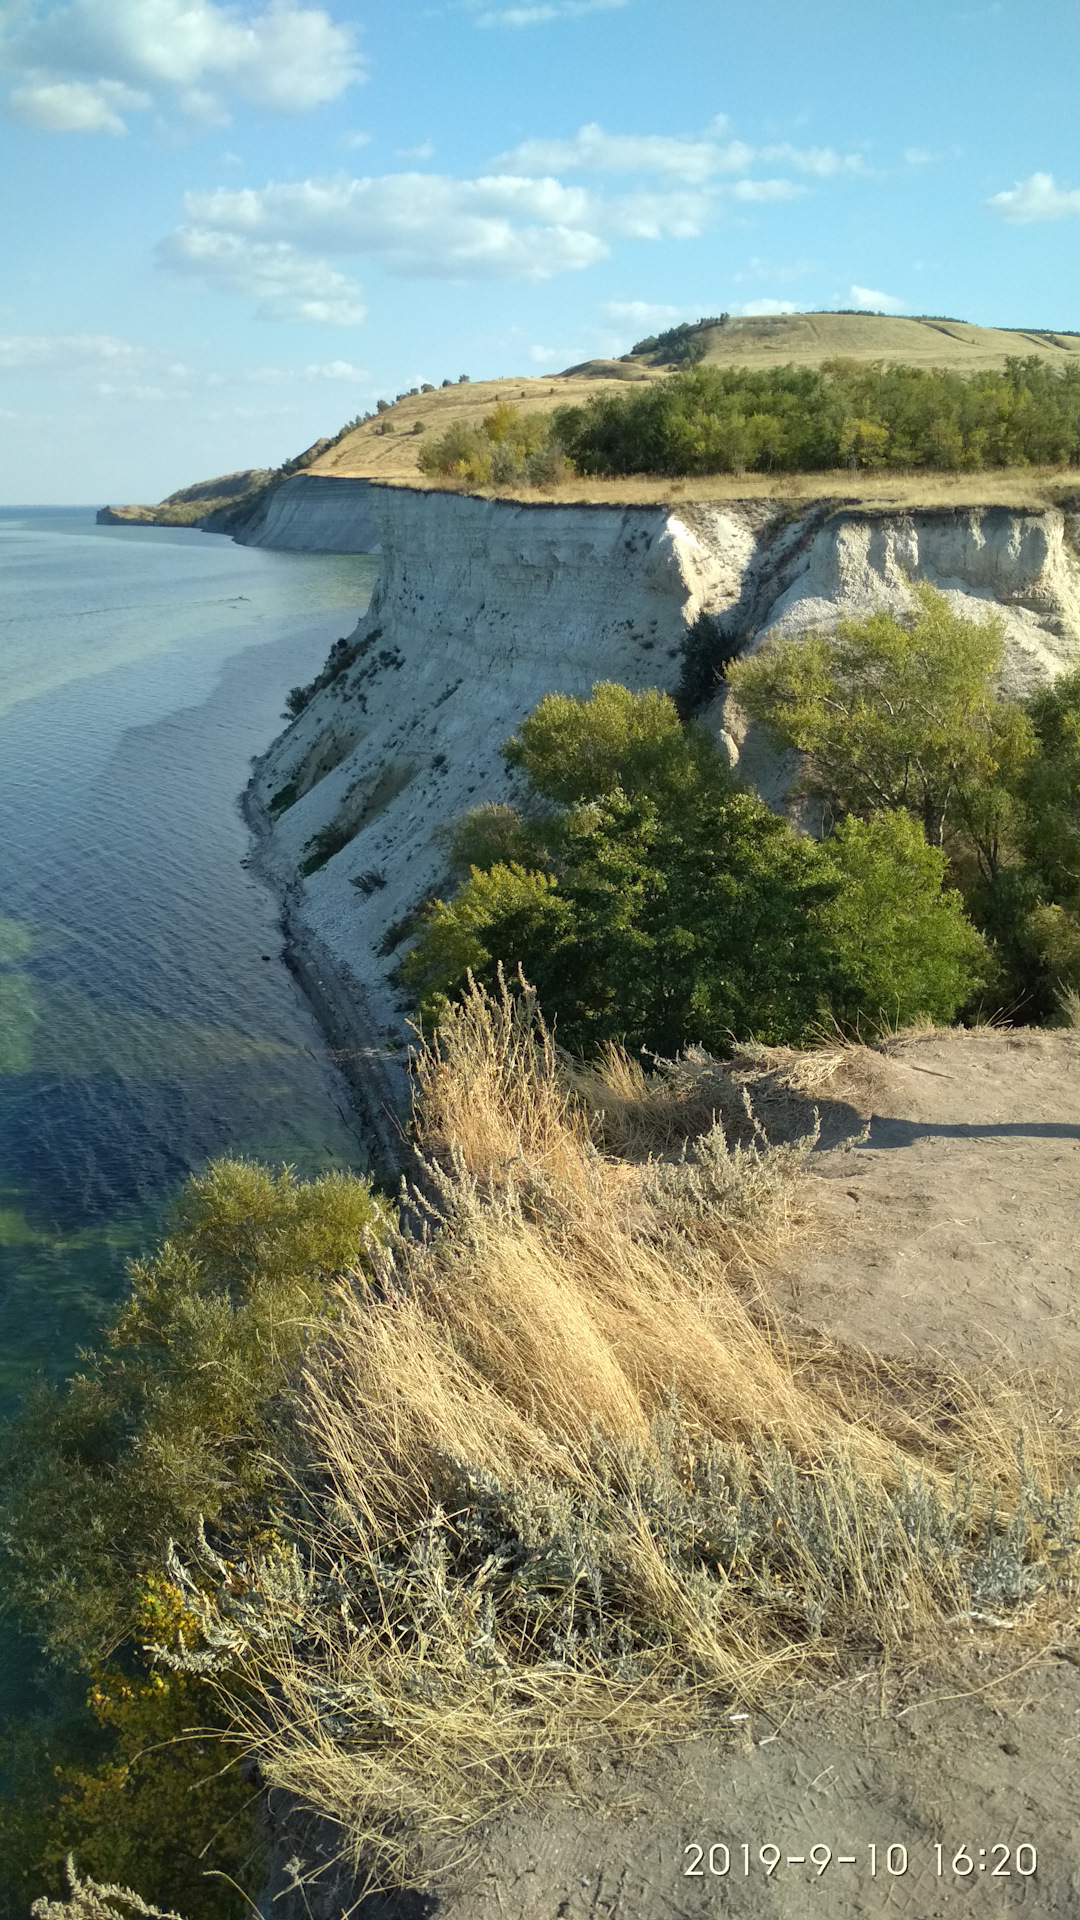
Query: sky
2 0 1079 503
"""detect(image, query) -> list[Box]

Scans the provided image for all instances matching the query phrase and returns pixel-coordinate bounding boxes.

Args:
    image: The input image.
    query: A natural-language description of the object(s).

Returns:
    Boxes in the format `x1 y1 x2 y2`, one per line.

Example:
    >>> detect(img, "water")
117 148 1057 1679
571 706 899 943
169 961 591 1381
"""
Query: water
0 509 379 1417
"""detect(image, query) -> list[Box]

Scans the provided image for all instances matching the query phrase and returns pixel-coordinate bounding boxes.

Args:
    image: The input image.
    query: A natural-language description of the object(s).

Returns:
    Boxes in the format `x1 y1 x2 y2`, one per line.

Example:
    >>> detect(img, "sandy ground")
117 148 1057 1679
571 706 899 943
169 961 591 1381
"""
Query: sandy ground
331 1029 1080 1920
768 1028 1080 1380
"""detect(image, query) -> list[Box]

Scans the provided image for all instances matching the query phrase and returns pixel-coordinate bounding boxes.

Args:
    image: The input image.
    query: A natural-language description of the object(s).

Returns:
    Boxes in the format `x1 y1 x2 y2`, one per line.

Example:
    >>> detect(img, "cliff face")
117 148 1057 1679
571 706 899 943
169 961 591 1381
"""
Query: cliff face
223 472 382 551
248 487 1080 1160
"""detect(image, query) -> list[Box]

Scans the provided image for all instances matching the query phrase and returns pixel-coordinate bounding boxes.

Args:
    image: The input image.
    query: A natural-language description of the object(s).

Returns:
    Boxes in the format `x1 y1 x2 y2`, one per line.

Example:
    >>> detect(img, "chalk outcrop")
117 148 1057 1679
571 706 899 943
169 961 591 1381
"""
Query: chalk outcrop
226 473 381 552
248 487 1080 1161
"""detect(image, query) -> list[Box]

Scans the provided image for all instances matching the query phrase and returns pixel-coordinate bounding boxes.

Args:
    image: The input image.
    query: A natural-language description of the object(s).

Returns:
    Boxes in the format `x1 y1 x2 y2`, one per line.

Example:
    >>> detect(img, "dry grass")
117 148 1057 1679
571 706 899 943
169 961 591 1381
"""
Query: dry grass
1058 985 1080 1030
161 980 1080 1896
31 1861 184 1920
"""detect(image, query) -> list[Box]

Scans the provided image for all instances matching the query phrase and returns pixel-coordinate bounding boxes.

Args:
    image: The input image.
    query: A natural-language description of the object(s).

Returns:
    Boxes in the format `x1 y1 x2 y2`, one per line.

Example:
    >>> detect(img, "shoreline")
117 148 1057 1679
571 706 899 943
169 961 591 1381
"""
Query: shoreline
241 769 414 1186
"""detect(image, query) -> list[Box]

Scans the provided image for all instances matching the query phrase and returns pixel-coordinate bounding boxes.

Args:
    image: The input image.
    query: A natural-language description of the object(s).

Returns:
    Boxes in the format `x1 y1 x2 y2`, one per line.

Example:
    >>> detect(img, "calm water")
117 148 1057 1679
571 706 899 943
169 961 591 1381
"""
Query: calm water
0 509 379 1418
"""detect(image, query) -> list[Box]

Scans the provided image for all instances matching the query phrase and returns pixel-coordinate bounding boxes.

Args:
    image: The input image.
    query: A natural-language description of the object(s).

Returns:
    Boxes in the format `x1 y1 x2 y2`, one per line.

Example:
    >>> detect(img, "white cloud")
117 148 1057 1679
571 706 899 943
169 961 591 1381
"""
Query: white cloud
341 129 371 150
496 122 754 183
7 76 148 131
494 121 861 184
987 171 1080 222
153 114 856 320
903 145 935 166
2 0 363 132
158 227 367 323
474 0 627 25
171 171 612 284
603 299 686 324
604 188 716 238
244 358 369 380
0 332 145 368
848 283 905 313
730 178 805 203
735 299 801 316
396 139 434 161
761 142 864 177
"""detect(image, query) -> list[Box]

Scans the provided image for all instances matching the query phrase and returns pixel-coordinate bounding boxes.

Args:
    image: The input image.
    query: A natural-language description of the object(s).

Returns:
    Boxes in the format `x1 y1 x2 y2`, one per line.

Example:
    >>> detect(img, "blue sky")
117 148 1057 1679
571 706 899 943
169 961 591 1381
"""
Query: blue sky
2 0 1078 502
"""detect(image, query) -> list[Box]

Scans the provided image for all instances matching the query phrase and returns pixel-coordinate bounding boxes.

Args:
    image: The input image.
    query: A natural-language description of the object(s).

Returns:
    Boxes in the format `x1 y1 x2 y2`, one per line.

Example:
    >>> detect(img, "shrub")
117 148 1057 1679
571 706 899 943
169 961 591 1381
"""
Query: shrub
418 401 563 489
822 811 990 1027
405 685 985 1050
0 1159 390 1666
727 588 1080 1016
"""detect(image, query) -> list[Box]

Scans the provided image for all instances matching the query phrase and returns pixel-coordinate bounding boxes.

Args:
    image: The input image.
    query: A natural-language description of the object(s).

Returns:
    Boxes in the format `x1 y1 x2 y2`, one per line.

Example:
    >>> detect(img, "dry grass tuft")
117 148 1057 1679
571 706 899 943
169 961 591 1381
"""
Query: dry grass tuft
31 1860 185 1920
1057 985 1080 1030
163 978 1080 1896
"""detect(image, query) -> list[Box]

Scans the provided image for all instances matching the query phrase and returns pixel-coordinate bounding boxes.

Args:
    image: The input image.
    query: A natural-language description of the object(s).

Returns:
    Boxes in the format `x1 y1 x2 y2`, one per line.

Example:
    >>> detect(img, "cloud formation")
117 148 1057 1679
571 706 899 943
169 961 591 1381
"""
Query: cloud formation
1 0 363 132
153 115 864 322
848 283 905 313
603 299 687 324
158 227 367 323
495 121 862 184
987 172 1080 221
736 299 801 316
0 332 146 367
473 0 627 25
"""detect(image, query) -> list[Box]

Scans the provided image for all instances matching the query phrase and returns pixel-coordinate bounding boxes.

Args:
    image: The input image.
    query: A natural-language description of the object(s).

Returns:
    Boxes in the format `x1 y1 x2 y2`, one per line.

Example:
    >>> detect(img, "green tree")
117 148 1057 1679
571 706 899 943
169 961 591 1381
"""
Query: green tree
821 811 989 1028
727 583 1035 869
405 685 986 1052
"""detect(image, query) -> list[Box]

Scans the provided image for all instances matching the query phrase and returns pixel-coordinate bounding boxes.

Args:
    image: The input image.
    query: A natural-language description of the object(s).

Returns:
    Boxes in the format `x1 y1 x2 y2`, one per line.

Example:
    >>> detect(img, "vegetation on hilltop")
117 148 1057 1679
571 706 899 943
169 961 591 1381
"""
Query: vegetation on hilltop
553 357 1080 475
417 398 570 488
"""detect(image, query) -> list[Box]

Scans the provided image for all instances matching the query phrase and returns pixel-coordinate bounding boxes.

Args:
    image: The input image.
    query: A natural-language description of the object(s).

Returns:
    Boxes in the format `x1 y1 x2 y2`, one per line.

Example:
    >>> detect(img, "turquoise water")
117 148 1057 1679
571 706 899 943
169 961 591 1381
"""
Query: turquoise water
0 509 379 1417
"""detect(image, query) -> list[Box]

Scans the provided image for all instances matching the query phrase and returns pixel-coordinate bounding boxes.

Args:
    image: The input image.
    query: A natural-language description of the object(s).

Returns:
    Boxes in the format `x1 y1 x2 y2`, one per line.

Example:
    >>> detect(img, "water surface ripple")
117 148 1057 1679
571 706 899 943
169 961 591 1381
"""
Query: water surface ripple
0 508 378 1415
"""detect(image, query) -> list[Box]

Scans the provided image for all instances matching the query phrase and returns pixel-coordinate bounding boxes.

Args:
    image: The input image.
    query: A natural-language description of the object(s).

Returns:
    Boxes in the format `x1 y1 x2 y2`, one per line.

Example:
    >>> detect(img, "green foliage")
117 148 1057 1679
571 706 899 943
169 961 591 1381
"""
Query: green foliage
443 800 556 876
629 316 727 364
1018 667 1080 909
405 686 985 1051
554 355 1080 476
727 583 1035 861
0 1159 389 1667
503 679 687 804
417 401 566 488
821 811 990 1028
729 590 1080 1018
1 1656 256 1920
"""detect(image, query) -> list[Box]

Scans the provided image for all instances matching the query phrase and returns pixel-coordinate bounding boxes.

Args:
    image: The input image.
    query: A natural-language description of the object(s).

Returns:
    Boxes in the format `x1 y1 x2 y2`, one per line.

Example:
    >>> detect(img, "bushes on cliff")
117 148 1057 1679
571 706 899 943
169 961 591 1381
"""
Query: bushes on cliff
403 682 987 1049
728 589 1080 1018
553 355 1080 475
418 400 567 488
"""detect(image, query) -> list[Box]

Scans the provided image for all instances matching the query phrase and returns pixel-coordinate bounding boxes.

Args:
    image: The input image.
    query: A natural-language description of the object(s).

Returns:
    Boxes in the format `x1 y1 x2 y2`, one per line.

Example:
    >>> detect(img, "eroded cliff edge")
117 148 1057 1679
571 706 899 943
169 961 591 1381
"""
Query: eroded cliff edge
247 486 1080 1166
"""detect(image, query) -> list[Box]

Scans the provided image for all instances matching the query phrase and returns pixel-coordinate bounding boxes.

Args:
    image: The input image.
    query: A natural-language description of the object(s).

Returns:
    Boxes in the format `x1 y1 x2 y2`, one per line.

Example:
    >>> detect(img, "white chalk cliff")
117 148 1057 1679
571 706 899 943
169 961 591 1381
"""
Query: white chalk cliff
247 485 1080 1159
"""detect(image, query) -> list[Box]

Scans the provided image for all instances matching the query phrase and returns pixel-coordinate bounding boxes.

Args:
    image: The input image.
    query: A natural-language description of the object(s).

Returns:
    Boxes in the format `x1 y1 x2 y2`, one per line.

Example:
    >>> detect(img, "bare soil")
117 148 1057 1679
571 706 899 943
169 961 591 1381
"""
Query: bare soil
351 1030 1080 1920
769 1027 1080 1380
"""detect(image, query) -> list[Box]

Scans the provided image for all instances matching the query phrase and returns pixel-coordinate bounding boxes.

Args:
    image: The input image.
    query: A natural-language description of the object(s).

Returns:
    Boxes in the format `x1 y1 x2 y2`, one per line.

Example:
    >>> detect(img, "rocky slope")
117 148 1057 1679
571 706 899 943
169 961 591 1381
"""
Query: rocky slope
247 487 1080 1165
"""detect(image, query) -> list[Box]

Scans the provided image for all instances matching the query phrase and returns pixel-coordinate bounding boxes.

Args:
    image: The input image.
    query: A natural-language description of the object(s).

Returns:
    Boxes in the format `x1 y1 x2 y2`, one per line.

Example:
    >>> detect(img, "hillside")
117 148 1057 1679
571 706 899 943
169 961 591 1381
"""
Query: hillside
647 308 1080 374
97 312 1080 526
305 310 1080 505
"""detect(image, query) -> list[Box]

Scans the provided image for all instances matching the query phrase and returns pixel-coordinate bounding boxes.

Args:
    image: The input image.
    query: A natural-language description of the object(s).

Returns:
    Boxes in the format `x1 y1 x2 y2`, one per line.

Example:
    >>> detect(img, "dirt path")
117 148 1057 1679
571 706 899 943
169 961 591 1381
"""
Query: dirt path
769 1028 1080 1378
